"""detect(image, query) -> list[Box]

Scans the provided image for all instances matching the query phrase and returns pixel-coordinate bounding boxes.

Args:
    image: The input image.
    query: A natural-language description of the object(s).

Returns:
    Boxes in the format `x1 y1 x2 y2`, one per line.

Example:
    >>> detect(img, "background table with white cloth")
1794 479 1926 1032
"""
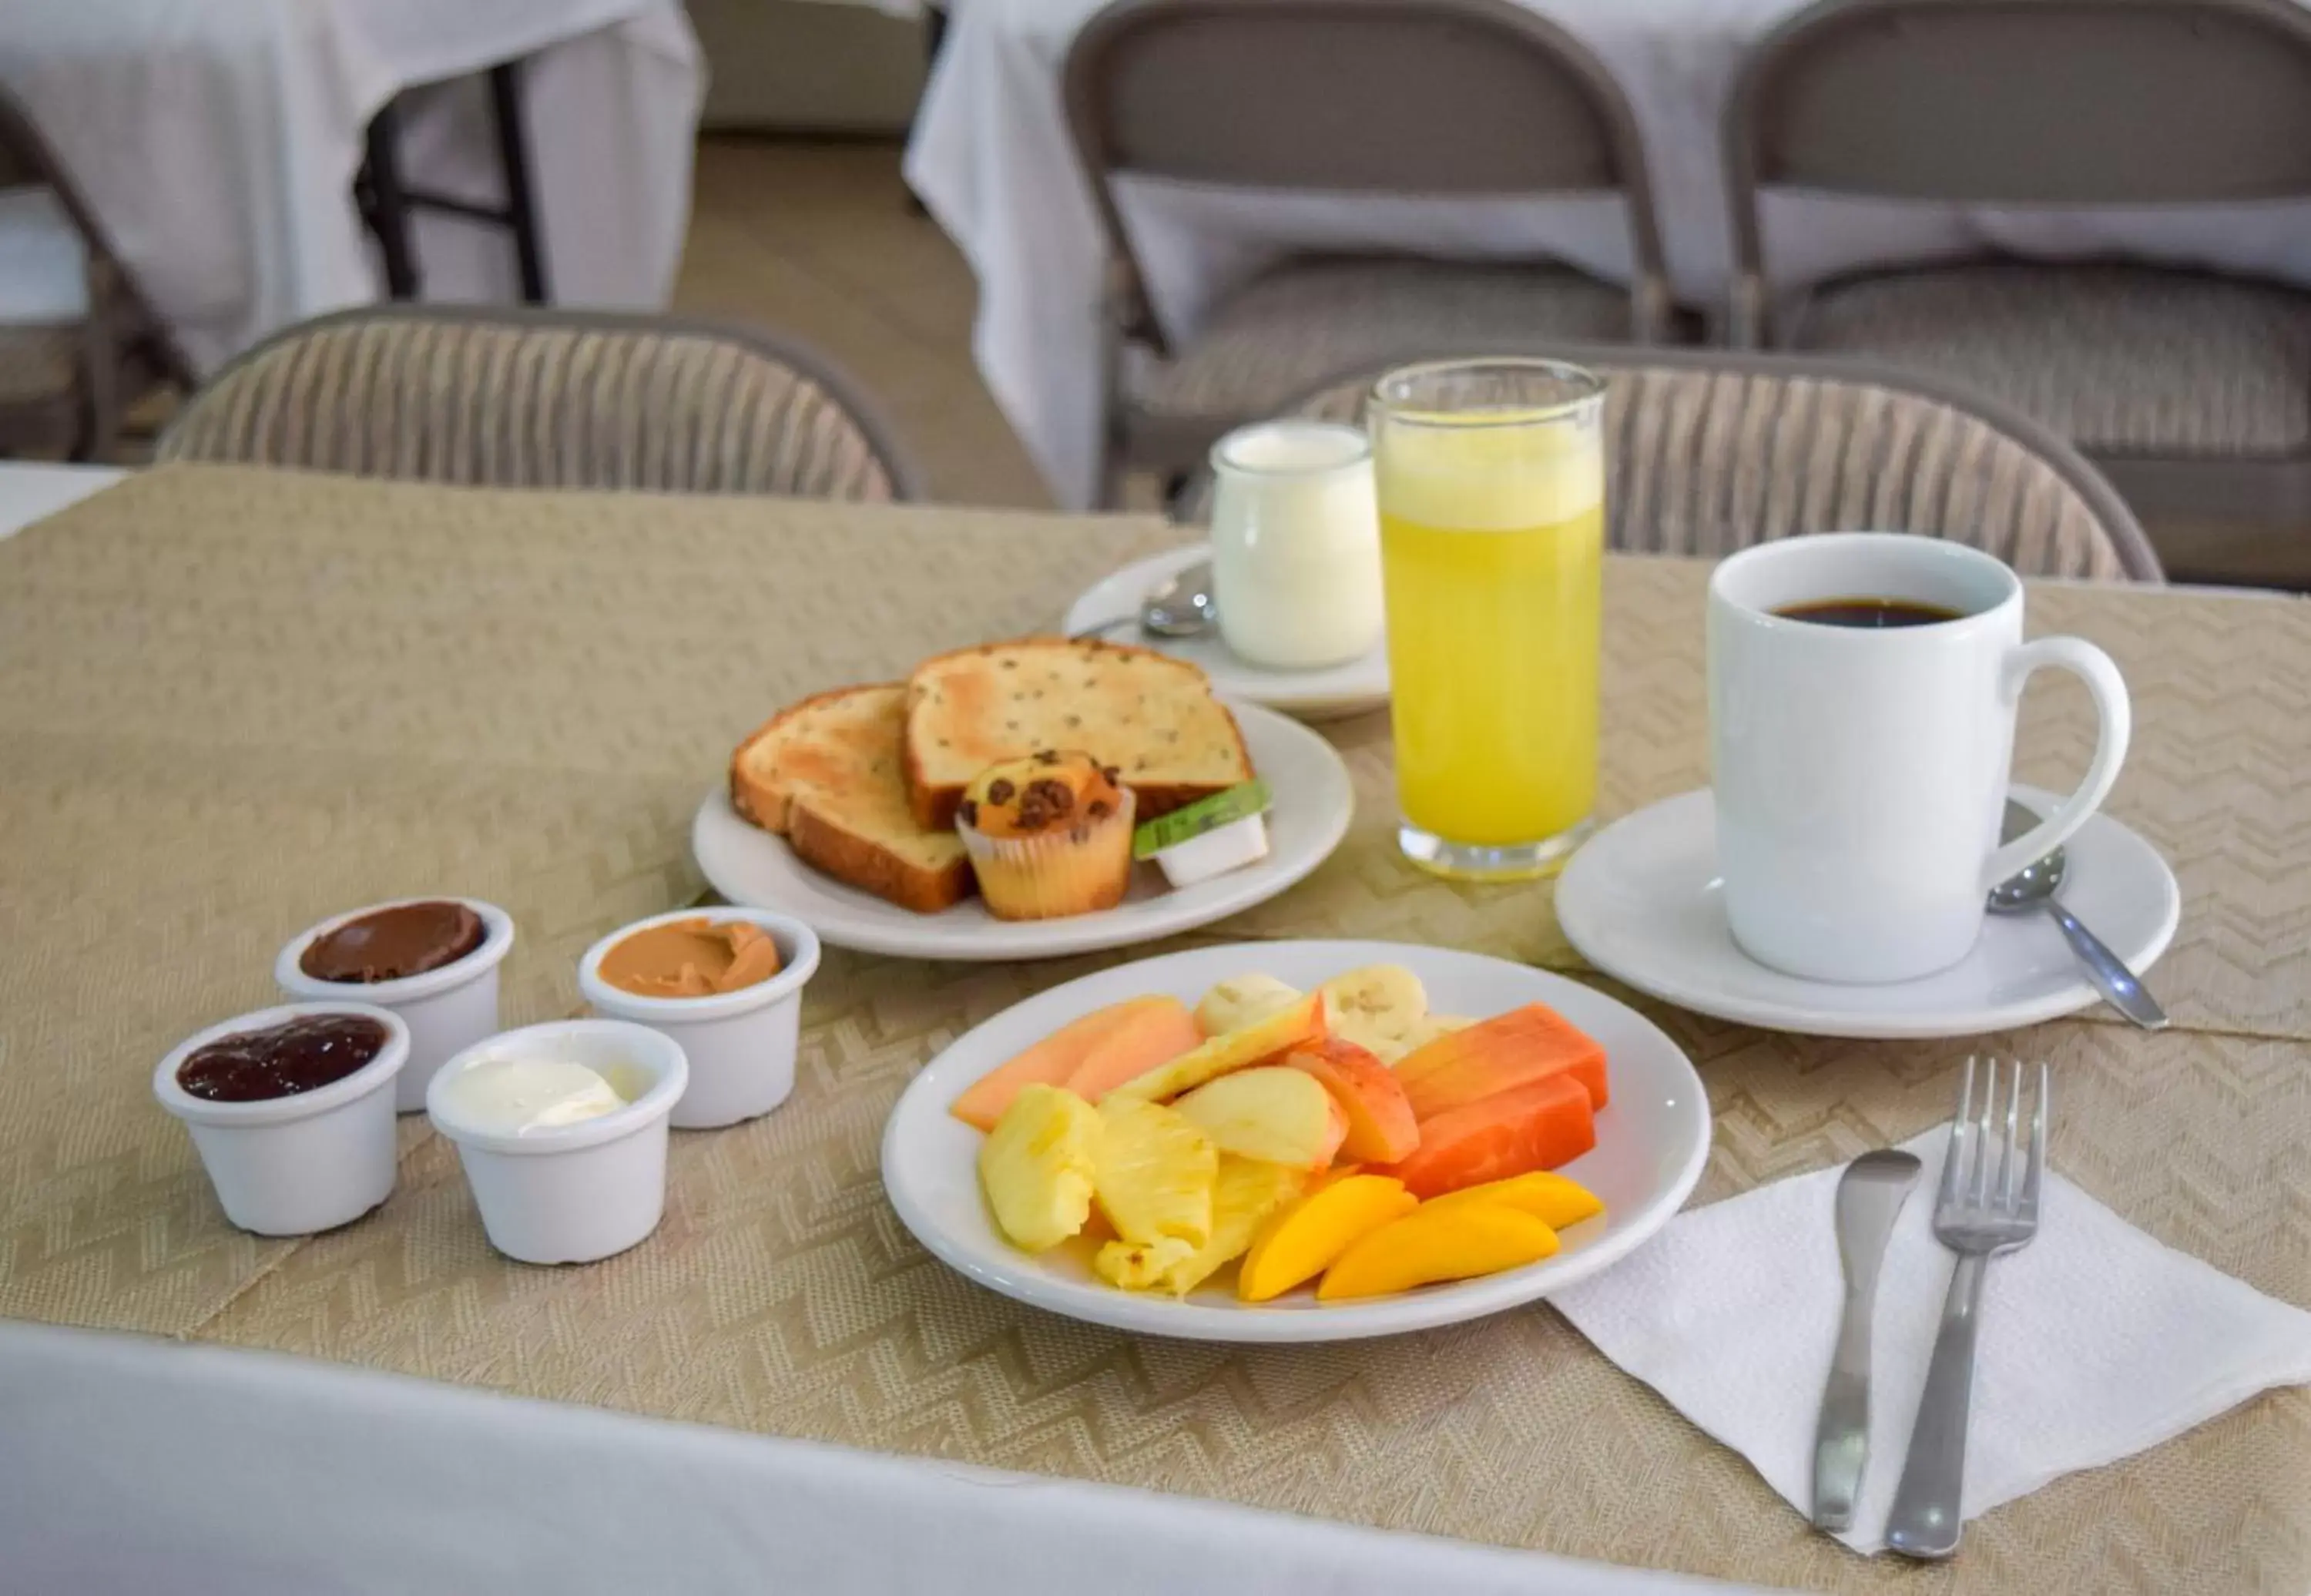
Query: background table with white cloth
0 0 704 374
906 0 2311 510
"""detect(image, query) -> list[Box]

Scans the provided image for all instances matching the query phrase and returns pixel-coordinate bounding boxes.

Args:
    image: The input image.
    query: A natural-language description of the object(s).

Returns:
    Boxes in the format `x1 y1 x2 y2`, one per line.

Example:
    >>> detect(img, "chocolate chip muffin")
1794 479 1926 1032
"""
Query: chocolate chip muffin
953 750 1137 921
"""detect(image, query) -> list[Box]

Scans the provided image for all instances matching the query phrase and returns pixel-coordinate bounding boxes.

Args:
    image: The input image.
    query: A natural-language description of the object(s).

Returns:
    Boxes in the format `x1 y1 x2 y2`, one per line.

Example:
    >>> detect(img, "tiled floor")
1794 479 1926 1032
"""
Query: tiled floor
674 135 1052 510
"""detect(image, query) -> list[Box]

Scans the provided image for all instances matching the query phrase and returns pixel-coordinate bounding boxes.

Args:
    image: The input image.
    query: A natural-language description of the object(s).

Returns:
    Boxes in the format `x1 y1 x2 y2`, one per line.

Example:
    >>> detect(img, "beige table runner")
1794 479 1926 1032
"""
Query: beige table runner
5 466 2309 1593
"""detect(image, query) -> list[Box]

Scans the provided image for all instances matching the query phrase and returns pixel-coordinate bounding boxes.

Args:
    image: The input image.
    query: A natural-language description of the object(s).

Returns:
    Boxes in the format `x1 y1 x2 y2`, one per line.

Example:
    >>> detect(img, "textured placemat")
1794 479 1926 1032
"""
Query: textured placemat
5 465 2309 1594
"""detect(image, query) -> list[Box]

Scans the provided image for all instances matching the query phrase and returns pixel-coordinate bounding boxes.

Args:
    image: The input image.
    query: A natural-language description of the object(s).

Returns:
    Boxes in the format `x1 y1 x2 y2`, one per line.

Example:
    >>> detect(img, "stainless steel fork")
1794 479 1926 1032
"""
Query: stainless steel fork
1884 1056 2048 1560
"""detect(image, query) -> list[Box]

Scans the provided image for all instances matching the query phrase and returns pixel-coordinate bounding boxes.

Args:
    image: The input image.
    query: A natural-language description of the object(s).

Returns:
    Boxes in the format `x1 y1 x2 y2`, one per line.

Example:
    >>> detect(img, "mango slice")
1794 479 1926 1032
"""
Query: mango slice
1316 1204 1559 1301
1417 1171 1605 1231
1238 1174 1417 1303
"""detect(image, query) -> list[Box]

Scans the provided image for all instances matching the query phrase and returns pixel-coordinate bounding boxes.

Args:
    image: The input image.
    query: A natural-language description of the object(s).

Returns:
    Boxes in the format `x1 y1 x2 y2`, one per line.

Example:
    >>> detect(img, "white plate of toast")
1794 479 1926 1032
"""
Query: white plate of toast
1065 545 1390 723
693 639 1356 961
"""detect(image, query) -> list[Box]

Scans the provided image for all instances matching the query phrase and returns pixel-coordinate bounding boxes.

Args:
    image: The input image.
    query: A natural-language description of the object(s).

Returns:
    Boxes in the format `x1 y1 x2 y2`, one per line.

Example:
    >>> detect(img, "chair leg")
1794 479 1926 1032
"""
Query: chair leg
361 102 423 300
1095 440 1129 511
487 62 550 303
69 260 122 464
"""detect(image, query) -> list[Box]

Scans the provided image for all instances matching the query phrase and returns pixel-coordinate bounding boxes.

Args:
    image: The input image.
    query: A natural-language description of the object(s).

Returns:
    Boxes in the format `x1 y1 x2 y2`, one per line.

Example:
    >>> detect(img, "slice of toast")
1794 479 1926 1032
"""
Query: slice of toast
903 639 1254 830
730 683 904 835
729 683 973 914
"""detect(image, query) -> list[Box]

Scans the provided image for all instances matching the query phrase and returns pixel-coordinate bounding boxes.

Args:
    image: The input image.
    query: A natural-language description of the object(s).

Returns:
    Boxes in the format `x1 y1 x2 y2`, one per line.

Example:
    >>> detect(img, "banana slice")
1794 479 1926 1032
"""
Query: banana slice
1192 974 1303 1038
1317 965 1429 1062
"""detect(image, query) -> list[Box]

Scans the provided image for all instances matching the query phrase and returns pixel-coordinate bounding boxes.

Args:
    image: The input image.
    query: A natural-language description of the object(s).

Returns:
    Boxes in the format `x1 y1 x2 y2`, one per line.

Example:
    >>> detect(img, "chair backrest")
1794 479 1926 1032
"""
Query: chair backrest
156 307 925 502
1727 0 2311 287
1062 0 1667 342
1177 343 2163 582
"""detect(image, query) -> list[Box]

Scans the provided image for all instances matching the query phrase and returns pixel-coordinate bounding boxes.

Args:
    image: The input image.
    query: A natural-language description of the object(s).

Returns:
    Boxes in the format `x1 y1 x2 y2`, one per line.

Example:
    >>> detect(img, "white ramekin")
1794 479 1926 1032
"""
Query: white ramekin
154 1001 409 1236
575 908 820 1130
276 897 515 1113
426 1019 688 1266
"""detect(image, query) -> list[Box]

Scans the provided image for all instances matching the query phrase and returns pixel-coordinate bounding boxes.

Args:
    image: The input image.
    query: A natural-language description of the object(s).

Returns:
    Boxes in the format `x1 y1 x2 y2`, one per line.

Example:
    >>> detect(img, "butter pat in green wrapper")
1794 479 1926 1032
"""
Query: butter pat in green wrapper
1134 780 1273 887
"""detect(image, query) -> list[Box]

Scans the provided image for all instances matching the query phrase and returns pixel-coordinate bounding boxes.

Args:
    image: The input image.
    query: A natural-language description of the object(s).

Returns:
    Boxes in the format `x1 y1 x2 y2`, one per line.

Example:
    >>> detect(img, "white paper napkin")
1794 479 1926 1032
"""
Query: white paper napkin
1553 1131 2311 1554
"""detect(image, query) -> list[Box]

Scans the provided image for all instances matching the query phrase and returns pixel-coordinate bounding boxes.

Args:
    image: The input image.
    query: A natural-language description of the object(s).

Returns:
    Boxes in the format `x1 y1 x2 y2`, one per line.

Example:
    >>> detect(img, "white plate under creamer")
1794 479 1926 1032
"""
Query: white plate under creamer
1065 544 1390 722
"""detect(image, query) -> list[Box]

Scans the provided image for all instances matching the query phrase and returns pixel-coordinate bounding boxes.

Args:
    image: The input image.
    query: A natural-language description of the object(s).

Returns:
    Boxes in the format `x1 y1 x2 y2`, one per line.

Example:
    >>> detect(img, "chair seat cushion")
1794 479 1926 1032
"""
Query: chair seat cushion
1125 256 1630 451
1790 263 2311 459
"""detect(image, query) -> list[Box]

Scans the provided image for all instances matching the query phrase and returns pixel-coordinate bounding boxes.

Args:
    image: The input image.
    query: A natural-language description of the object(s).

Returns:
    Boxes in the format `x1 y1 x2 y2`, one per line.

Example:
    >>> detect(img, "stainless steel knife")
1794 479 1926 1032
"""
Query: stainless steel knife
1813 1148 1923 1531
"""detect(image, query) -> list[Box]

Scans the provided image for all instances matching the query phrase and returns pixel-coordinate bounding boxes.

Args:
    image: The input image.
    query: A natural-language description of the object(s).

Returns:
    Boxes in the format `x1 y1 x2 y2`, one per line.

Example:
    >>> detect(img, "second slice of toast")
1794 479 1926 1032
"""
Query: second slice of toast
903 639 1253 830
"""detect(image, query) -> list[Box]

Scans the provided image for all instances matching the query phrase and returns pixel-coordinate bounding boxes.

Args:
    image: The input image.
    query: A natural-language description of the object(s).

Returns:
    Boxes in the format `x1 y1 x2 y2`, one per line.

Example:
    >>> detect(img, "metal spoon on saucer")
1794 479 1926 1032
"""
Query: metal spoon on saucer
1987 798 2168 1030
1072 561 1218 642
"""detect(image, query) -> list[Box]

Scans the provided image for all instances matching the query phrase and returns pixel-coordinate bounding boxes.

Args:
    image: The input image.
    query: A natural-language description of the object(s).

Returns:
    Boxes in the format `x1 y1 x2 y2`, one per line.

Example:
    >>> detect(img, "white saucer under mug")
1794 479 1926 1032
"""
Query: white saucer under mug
1555 786 2181 1039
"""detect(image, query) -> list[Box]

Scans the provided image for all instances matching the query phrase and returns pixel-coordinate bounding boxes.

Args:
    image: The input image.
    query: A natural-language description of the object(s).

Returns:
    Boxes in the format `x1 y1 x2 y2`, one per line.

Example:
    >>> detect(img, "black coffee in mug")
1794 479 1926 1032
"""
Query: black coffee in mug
1774 597 1962 629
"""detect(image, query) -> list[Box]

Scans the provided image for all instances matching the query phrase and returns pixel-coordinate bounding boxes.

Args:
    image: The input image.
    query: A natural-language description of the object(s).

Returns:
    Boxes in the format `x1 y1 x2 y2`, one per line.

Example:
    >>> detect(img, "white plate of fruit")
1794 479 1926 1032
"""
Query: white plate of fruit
880 940 1711 1343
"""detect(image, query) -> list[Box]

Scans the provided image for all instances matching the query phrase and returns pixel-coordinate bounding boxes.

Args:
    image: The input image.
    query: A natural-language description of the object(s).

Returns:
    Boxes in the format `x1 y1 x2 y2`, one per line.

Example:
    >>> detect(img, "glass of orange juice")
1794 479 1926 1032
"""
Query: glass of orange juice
1368 358 1605 880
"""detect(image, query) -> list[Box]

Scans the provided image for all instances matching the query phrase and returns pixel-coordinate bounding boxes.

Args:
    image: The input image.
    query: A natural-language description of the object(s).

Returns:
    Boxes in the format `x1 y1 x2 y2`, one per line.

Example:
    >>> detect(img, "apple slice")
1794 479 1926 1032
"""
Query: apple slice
1172 1066 1348 1169
1104 991 1326 1104
1283 1038 1420 1163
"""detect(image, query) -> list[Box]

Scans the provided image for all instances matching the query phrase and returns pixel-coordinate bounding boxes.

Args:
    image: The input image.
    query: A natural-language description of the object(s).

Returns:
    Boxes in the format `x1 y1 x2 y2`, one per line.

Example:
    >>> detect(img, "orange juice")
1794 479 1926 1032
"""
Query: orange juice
1373 370 1604 876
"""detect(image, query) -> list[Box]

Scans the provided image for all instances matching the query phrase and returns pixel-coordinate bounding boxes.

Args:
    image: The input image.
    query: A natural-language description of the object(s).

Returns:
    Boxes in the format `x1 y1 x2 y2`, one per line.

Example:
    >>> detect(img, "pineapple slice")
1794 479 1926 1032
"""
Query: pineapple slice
1093 1236 1197 1290
1159 1156 1309 1296
1093 1097 1217 1247
978 1084 1102 1252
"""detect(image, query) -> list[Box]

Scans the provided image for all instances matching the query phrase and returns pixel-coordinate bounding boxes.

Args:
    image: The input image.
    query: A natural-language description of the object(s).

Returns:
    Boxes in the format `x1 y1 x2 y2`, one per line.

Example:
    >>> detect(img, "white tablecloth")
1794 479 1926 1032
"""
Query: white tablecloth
0 457 1786 1594
0 0 705 374
0 1320 1772 1596
906 0 2311 510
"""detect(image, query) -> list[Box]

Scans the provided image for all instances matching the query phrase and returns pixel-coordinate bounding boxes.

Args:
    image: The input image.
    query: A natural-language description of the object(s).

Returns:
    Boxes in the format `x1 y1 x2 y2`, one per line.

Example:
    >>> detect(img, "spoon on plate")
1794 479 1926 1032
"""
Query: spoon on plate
1071 561 1218 642
1987 798 2168 1029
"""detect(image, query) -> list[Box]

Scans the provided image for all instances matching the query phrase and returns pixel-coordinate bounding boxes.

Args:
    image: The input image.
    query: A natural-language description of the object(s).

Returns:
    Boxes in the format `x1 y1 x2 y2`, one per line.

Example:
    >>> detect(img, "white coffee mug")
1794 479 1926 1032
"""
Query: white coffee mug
1708 534 2131 984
